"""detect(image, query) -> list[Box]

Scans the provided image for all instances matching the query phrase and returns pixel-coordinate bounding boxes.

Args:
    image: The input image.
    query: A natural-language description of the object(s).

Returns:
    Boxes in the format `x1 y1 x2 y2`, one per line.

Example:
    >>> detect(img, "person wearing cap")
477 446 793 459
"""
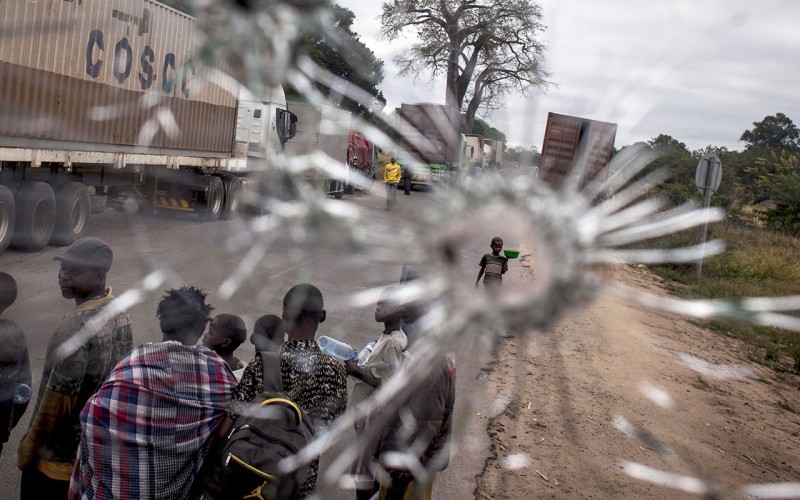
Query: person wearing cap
17 237 133 499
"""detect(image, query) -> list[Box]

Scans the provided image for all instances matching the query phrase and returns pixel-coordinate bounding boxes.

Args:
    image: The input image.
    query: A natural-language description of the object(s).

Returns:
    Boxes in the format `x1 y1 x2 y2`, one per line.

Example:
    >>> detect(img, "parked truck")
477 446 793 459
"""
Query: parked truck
395 103 462 187
0 0 295 255
284 100 352 199
347 130 377 190
485 139 505 170
539 112 617 190
464 134 485 174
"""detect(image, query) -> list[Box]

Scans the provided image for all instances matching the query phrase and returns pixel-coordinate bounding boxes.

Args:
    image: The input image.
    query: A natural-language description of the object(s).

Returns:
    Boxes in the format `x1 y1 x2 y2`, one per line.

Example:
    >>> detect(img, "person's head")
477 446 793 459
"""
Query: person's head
390 157 396 164
0 272 17 315
53 236 112 303
490 236 504 255
203 313 247 355
282 283 325 340
252 314 286 352
156 286 213 345
375 287 403 324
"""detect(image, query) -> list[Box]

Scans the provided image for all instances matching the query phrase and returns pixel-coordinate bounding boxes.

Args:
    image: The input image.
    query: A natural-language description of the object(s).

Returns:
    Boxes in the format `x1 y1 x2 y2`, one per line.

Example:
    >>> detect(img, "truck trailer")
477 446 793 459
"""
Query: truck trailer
0 0 294 255
284 100 352 199
464 134 485 174
347 130 377 189
396 103 462 186
539 112 617 190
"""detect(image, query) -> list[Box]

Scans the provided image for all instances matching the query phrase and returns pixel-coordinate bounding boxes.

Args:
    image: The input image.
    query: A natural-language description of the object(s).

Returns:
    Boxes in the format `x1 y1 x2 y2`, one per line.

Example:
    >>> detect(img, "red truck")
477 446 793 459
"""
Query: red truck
347 130 377 189
539 112 617 190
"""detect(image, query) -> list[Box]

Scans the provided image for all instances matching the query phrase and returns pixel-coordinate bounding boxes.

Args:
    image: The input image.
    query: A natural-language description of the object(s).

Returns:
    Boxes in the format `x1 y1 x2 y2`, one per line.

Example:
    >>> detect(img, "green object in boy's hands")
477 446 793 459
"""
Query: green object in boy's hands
503 249 520 259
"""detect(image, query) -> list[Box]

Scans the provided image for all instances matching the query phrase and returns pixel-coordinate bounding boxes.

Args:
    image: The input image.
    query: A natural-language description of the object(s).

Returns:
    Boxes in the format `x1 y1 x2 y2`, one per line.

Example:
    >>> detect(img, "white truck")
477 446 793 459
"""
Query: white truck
464 134 485 174
483 139 505 170
284 101 352 199
0 0 294 254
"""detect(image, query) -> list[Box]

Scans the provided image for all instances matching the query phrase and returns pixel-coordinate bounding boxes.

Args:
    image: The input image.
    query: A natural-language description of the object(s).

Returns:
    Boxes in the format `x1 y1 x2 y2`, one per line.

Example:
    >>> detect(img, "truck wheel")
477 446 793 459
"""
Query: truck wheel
222 177 243 220
202 176 224 221
51 182 90 246
0 185 15 255
10 181 56 252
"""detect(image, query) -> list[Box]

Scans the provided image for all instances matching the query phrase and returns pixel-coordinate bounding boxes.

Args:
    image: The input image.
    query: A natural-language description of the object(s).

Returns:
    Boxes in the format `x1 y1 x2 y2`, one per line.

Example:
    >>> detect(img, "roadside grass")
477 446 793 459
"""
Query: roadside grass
645 221 800 374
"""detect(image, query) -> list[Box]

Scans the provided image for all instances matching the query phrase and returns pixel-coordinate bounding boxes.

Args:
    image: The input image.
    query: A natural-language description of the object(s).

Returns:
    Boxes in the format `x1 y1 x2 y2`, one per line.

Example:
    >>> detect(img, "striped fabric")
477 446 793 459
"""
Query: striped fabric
69 342 237 500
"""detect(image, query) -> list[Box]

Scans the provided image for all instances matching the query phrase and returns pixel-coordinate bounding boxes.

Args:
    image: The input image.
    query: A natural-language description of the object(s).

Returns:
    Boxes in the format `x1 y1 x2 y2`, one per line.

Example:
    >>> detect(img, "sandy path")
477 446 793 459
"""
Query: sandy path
475 265 800 499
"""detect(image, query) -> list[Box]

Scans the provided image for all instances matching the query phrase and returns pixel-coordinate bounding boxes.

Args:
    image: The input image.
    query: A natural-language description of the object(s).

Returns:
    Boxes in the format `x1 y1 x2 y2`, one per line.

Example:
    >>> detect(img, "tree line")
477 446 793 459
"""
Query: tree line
641 112 800 234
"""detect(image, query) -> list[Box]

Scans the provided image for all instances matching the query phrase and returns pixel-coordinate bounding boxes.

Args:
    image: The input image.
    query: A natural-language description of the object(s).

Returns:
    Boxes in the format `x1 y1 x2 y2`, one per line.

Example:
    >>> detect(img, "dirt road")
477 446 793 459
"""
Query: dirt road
476 265 800 499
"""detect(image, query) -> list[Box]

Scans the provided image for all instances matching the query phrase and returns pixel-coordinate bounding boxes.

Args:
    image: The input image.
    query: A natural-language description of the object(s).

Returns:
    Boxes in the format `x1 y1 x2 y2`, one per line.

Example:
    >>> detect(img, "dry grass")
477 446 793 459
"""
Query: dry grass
646 221 800 373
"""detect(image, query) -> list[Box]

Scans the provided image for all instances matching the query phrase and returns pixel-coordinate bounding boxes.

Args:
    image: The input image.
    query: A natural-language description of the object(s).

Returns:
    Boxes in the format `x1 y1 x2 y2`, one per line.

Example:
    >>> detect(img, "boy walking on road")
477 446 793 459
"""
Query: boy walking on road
476 236 509 290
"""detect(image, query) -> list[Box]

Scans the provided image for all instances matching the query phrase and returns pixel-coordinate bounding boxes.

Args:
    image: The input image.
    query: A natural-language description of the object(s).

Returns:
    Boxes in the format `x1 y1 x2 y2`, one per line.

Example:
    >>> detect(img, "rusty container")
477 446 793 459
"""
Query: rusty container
539 112 617 190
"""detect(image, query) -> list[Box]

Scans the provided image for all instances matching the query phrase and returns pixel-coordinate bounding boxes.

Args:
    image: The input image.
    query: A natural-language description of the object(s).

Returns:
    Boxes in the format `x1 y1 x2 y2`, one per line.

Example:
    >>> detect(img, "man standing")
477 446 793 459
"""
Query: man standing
69 286 237 500
384 157 401 210
280 283 347 497
402 164 412 195
17 237 132 499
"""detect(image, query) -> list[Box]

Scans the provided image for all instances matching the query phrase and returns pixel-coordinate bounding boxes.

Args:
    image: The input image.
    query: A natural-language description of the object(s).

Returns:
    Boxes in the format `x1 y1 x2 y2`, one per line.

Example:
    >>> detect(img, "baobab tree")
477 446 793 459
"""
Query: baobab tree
380 0 550 132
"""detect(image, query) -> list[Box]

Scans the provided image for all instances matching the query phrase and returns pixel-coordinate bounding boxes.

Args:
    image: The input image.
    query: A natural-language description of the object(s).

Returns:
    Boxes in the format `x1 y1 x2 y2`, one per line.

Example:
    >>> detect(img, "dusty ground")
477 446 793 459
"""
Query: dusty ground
475 264 800 499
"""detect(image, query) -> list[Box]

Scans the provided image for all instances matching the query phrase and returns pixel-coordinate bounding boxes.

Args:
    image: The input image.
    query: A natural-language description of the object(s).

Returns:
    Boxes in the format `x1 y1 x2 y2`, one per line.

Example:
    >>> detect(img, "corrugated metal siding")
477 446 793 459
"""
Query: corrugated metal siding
540 112 617 189
399 103 461 165
285 101 351 161
0 0 237 154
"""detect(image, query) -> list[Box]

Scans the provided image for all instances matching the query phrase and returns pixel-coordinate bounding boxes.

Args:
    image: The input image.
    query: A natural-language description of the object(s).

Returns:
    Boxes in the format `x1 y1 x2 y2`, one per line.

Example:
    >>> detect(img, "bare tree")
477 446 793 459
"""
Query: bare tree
380 0 550 132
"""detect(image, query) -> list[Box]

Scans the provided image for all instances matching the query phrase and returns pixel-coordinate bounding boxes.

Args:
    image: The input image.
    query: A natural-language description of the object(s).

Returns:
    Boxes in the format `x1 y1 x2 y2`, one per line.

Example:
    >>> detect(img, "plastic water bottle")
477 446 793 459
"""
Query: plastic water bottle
356 340 378 366
14 383 31 404
317 336 356 361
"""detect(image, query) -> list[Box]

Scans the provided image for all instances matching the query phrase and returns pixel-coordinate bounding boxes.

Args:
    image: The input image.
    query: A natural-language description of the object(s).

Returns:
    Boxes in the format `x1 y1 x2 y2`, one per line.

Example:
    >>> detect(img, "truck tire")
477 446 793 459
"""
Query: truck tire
0 185 15 255
51 182 90 246
202 176 224 221
222 177 243 220
10 181 56 252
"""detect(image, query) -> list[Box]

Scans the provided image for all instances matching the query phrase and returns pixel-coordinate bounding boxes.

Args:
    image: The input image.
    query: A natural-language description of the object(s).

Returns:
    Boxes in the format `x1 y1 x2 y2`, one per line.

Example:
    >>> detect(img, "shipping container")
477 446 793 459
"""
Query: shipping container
464 134 485 171
396 103 461 186
0 0 237 154
285 100 352 198
0 0 293 255
347 130 376 186
539 112 617 190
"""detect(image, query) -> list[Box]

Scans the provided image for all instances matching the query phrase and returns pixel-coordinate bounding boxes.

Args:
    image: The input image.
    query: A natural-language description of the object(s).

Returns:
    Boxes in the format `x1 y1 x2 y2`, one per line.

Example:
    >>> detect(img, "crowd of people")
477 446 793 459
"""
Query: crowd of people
0 236 458 500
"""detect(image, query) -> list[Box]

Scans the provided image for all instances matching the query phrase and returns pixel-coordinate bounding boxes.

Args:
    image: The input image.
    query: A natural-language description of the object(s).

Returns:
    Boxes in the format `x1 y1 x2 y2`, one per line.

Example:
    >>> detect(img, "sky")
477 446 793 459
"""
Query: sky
336 0 800 151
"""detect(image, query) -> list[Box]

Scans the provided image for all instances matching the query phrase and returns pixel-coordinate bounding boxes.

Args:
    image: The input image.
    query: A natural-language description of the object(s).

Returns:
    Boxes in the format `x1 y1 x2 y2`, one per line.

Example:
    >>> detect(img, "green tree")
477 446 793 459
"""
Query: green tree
292 5 386 121
645 135 698 206
379 0 550 133
471 117 506 142
740 113 800 152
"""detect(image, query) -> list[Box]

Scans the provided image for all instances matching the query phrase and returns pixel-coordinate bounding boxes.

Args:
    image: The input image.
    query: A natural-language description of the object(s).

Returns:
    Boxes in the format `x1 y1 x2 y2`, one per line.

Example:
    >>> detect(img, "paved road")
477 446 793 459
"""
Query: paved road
0 183 510 499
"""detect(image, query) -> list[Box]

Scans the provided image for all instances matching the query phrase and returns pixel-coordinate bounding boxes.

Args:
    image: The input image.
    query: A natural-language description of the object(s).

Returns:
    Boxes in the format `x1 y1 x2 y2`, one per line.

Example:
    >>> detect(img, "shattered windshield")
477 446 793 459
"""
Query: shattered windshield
1 0 799 499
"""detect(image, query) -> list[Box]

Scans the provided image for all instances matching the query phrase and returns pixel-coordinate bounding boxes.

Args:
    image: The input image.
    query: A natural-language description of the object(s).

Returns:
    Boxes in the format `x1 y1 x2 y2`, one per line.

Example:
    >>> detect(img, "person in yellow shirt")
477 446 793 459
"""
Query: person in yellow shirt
384 158 401 210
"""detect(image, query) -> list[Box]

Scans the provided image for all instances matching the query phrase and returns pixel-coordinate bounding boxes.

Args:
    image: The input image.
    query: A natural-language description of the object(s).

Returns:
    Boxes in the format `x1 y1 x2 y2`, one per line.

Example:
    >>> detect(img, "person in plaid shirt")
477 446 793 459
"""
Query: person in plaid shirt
69 287 237 500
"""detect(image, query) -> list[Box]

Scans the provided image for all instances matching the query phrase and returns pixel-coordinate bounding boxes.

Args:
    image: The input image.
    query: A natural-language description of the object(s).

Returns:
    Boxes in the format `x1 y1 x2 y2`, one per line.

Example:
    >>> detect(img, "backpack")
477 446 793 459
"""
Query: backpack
197 351 315 499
